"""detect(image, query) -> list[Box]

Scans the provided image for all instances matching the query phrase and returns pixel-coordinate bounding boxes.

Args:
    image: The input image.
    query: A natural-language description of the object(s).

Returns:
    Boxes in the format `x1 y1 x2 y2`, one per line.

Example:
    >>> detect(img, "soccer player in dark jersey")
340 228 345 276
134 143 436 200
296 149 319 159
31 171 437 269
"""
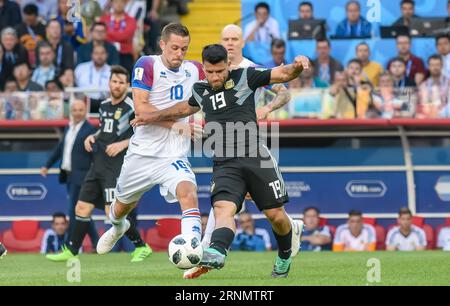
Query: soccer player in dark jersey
46 65 152 263
131 44 309 278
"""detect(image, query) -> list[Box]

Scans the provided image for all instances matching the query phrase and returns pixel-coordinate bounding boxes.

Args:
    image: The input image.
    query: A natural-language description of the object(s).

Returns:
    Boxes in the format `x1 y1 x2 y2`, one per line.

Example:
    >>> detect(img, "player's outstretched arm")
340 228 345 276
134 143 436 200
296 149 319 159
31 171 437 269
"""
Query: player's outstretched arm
132 101 200 127
256 84 291 120
269 56 310 84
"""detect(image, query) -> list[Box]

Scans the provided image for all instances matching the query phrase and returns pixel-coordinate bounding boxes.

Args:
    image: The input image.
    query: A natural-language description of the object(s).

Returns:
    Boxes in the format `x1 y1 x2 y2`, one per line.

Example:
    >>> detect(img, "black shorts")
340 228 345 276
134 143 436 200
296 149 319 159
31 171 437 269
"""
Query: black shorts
78 167 118 210
210 156 289 212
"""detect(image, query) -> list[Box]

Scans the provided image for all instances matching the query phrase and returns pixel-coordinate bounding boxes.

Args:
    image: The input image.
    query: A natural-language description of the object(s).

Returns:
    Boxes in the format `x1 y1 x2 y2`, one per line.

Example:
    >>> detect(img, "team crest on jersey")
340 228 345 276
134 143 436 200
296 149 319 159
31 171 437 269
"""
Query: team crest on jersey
185 69 191 78
114 108 122 120
134 67 144 81
160 71 167 78
225 79 235 89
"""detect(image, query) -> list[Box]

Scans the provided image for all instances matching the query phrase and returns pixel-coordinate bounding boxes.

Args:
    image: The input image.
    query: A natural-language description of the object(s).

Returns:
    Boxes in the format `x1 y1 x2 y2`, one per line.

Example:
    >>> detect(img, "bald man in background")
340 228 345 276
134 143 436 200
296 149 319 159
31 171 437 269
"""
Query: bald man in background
41 100 99 246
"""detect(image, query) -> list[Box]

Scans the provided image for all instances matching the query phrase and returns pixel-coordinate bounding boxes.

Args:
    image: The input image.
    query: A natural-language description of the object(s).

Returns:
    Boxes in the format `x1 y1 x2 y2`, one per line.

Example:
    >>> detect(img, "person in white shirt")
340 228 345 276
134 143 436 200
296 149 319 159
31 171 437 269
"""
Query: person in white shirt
437 226 450 251
74 44 111 110
243 2 281 43
333 210 376 252
386 208 427 251
32 42 56 88
436 34 450 78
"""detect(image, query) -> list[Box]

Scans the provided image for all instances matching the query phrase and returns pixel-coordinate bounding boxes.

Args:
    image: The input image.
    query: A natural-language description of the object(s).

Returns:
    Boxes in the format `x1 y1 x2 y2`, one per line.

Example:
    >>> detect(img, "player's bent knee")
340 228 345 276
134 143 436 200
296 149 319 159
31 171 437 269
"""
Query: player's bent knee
264 207 287 225
213 201 237 218
75 201 94 218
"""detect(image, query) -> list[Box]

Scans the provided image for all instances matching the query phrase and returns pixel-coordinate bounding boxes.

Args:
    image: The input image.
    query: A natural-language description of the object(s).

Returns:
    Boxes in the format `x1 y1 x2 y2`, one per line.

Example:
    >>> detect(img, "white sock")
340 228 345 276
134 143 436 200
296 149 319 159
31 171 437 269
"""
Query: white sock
201 208 215 249
181 208 202 241
109 201 127 234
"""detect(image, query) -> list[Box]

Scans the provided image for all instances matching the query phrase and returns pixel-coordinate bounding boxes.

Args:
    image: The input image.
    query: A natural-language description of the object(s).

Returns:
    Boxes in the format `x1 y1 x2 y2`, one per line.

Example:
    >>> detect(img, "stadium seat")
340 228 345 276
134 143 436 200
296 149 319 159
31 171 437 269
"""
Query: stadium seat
145 218 181 251
318 217 336 237
2 220 45 253
435 218 450 248
362 218 385 250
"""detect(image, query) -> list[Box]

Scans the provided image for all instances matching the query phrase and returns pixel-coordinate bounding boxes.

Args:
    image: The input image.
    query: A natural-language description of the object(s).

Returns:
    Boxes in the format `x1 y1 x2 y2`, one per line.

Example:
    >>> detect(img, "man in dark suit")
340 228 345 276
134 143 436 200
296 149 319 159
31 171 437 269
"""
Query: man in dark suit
1 27 28 82
41 100 98 246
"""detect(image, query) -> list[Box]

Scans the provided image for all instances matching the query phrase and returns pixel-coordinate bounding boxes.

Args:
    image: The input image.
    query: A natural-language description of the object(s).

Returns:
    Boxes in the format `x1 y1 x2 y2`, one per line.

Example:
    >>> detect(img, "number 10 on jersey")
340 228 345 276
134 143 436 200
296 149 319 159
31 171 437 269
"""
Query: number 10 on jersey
170 85 183 100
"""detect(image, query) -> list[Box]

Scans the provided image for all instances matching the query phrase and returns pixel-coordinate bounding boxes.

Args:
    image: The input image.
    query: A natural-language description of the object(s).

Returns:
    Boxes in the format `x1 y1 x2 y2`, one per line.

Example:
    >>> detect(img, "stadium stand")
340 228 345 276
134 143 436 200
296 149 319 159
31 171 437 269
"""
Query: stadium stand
145 218 181 251
1 220 45 253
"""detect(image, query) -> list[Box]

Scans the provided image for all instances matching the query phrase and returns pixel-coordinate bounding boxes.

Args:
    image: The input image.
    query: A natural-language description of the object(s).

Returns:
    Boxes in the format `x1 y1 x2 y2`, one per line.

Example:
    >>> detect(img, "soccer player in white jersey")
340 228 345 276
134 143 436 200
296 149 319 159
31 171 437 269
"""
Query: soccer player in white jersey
333 210 377 252
96 23 205 254
184 24 296 279
386 208 427 251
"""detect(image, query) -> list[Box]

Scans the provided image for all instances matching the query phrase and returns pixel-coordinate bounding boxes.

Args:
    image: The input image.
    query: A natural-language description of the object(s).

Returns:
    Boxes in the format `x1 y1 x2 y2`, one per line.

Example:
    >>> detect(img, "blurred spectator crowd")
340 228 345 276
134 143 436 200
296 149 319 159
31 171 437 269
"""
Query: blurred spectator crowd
0 0 187 118
248 1 450 120
0 0 449 120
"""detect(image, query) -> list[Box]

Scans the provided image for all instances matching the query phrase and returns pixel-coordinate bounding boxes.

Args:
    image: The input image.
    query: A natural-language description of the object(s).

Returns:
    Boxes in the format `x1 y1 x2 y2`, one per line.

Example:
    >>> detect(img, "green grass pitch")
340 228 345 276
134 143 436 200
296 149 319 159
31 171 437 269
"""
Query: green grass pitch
0 251 448 286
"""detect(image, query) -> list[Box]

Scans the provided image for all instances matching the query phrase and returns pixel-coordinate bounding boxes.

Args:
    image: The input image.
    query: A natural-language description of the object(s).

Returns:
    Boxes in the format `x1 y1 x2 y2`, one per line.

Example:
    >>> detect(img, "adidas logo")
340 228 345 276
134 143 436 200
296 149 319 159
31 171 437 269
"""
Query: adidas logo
202 89 209 96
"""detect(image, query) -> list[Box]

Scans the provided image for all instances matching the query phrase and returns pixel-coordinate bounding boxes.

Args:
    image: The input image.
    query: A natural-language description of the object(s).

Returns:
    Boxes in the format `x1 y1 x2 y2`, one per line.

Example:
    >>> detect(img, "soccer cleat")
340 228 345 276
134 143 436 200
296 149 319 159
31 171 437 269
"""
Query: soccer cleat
271 256 292 278
290 218 304 258
97 219 130 255
183 265 211 279
0 243 7 259
46 245 77 262
130 244 153 263
198 247 226 270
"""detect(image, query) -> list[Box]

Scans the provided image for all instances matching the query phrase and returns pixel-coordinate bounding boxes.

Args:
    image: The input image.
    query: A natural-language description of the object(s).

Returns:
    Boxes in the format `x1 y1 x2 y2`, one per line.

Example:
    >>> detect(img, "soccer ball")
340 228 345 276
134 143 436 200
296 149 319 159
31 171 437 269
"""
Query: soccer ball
168 234 203 269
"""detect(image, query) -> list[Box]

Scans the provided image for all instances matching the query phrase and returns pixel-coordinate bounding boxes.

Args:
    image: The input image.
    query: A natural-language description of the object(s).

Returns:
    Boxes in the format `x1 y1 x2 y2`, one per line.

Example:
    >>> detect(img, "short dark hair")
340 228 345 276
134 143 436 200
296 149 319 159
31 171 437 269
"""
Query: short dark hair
110 65 130 82
271 38 286 50
398 207 412 217
45 79 63 90
14 61 31 70
436 33 450 45
52 212 67 222
356 41 370 51
23 3 39 16
428 54 443 64
348 210 362 218
38 41 54 53
202 44 228 64
396 33 411 41
92 43 107 54
161 23 190 42
401 0 415 7
346 0 360 10
91 21 107 32
255 2 270 13
316 37 330 47
390 56 406 66
347 58 362 67
303 206 320 215
299 1 313 10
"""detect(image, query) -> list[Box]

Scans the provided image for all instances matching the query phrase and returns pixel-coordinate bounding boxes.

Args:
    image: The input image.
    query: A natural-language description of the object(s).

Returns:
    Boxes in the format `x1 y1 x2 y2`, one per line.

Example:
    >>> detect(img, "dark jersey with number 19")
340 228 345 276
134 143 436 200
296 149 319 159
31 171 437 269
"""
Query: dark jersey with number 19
188 67 289 211
188 67 272 161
